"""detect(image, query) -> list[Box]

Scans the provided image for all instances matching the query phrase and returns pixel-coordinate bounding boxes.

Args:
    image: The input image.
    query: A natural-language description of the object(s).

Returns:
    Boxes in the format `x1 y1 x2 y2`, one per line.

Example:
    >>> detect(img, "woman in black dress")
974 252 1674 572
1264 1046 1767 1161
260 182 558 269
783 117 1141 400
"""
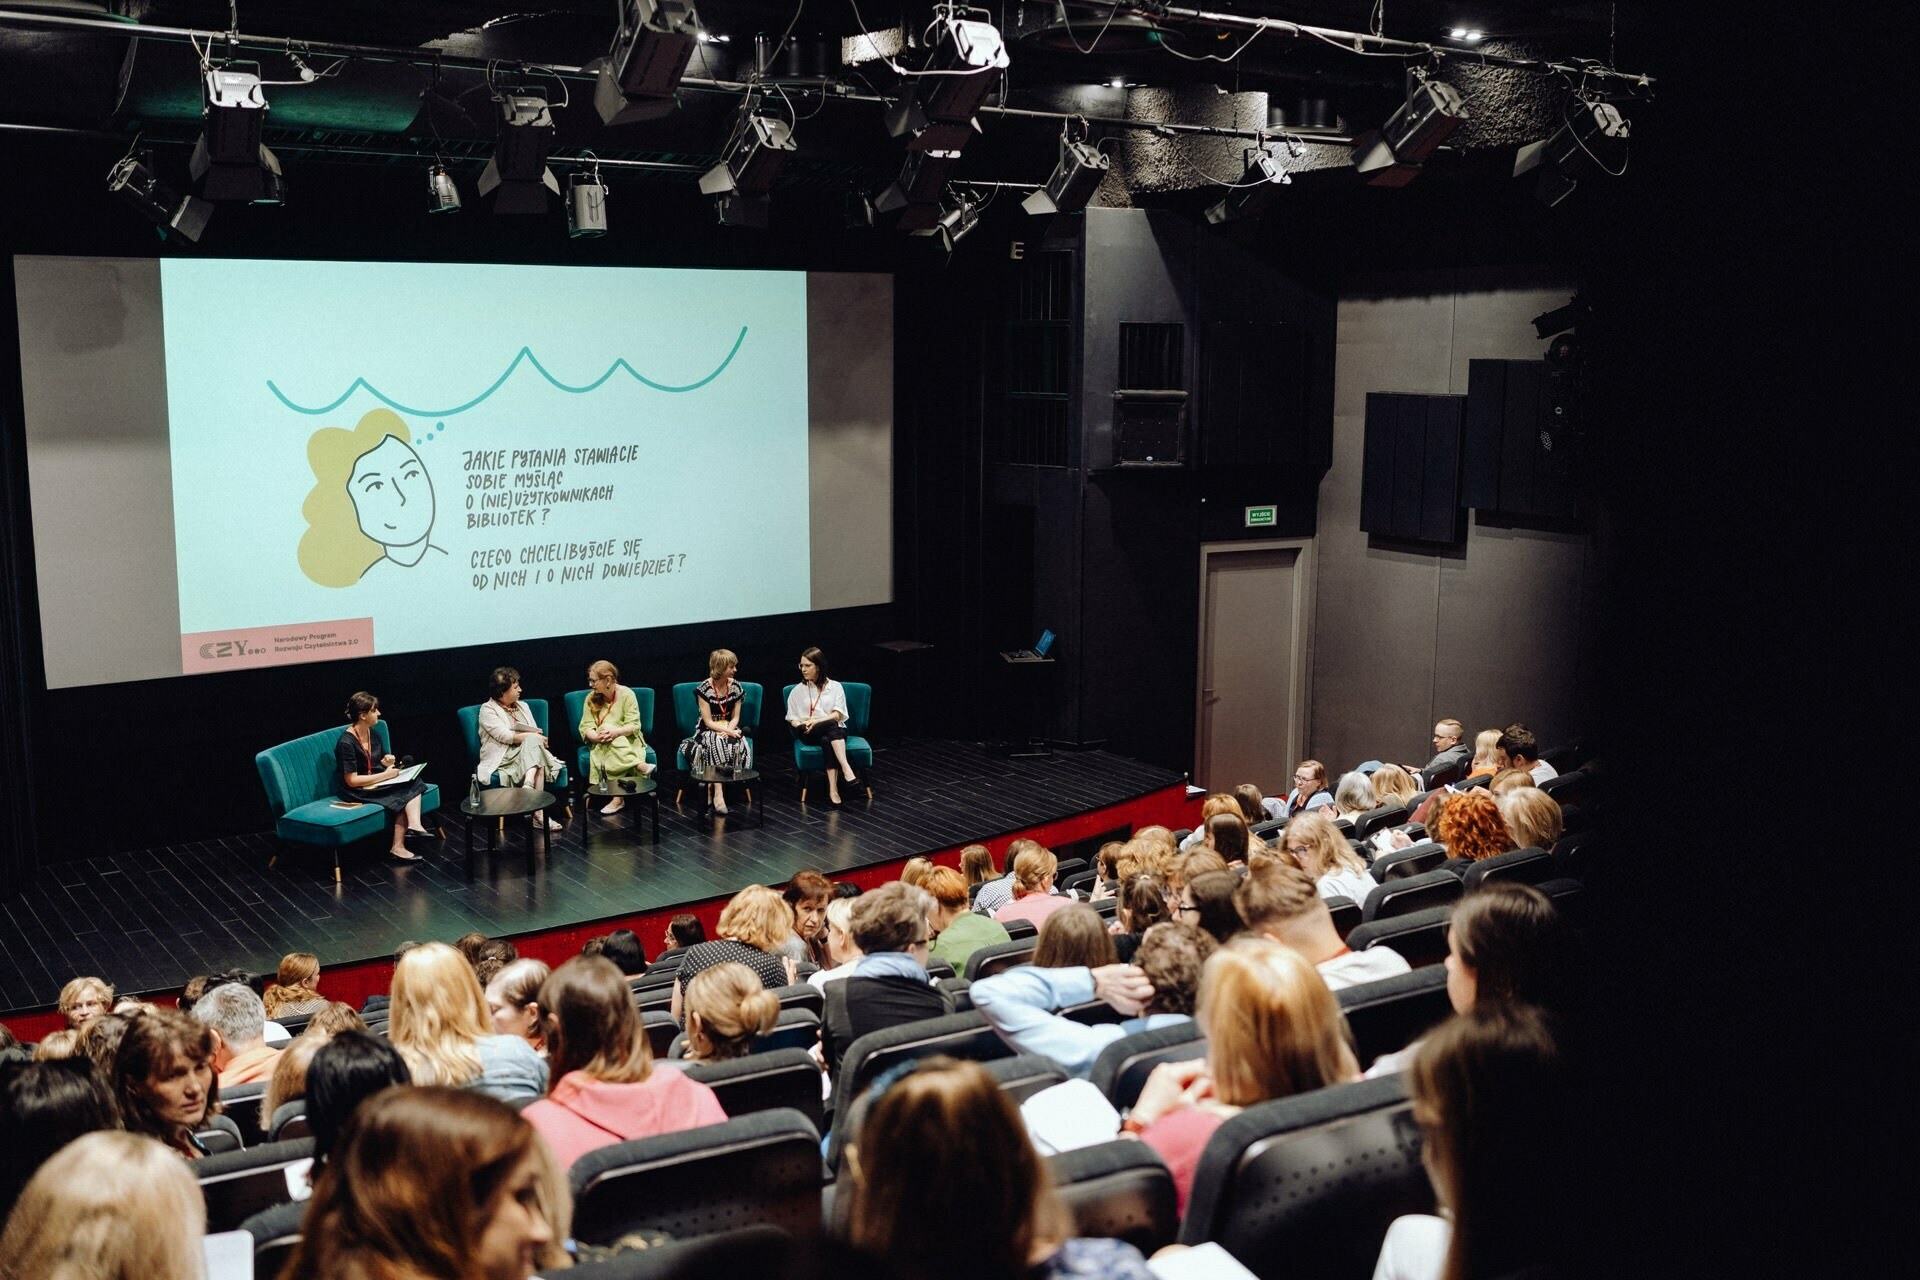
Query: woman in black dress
336 691 434 863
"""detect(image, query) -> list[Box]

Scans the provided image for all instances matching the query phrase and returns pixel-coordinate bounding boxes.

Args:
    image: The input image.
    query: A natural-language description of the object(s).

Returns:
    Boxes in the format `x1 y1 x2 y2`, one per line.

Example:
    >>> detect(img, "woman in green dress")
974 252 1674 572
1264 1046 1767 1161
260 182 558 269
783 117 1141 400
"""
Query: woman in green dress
580 660 653 815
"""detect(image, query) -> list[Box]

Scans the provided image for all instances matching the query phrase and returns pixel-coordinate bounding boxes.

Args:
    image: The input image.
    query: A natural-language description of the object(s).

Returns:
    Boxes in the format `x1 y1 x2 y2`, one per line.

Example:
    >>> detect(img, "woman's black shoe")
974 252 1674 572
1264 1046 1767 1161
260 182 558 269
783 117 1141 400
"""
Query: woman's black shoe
404 826 443 842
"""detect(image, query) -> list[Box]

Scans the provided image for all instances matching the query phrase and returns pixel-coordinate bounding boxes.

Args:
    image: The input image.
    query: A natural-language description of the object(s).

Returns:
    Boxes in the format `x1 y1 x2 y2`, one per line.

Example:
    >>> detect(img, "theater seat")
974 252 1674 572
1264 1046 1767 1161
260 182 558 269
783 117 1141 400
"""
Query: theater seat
1002 918 1039 941
1360 869 1461 923
569 1109 823 1246
669 1008 820 1059
981 1053 1068 1105
643 1010 681 1059
1351 804 1408 841
826 1011 1012 1165
1345 906 1452 969
239 1200 304 1279
220 1081 270 1147
1534 877 1586 927
196 1136 315 1231
541 1225 791 1278
1087 1022 1206 1110
1462 845 1557 892
265 1100 309 1142
1370 840 1445 883
1178 1076 1433 1279
964 938 1037 980
681 1047 825 1133
194 1113 245 1154
1324 895 1362 941
1048 1140 1179 1256
1336 966 1453 1066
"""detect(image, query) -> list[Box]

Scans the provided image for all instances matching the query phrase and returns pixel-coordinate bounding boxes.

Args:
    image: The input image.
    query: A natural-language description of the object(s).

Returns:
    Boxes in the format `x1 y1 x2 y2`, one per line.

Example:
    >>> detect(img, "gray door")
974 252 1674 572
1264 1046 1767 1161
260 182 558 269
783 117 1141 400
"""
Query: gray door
1197 546 1301 795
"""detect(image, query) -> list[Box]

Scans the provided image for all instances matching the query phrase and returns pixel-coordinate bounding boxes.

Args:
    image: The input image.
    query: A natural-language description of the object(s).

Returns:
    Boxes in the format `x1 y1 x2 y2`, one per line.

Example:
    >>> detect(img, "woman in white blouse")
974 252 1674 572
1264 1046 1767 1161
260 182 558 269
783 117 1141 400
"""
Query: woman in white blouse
476 665 566 830
785 647 862 806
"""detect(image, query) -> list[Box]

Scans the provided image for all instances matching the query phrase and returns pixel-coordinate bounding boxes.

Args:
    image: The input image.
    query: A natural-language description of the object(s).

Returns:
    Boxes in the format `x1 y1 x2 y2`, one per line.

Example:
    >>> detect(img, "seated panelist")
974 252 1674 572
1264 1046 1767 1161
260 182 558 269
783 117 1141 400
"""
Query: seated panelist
785 646 863 806
337 691 434 863
679 648 749 816
579 659 653 816
477 666 565 831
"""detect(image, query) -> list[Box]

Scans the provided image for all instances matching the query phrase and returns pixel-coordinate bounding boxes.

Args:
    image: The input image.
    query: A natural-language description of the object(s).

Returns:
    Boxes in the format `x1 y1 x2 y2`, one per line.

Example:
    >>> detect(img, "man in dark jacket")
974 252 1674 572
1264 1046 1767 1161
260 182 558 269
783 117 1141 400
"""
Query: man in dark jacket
823 881 950 1078
1417 718 1472 788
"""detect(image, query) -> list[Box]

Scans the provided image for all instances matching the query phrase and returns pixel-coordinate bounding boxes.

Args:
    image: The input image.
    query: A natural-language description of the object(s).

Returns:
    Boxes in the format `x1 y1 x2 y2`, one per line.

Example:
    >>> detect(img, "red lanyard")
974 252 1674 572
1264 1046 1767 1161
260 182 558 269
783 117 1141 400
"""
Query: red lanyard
353 731 374 771
806 684 823 716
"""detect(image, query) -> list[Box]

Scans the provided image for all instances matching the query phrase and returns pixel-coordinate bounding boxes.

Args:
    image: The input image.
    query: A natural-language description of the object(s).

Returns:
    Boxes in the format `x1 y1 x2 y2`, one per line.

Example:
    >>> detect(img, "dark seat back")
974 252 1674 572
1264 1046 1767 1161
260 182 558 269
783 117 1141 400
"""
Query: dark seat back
980 1053 1068 1104
1534 877 1586 927
1350 804 1408 840
1422 756 1466 789
1048 1140 1180 1256
196 1137 315 1231
1324 895 1362 941
1551 830 1596 881
1538 770 1590 806
541 1224 790 1278
568 1109 823 1245
1361 869 1462 923
1054 856 1090 880
1249 817 1286 842
1345 905 1453 968
924 959 956 982
643 1010 681 1059
1336 965 1453 1065
768 983 825 1019
680 1047 824 1133
1002 917 1038 941
1061 870 1099 896
1370 840 1446 883
265 1100 309 1142
239 1200 304 1280
1087 1021 1206 1110
670 1008 820 1060
194 1113 245 1154
1178 1076 1433 1278
964 938 1037 981
826 1011 1012 1163
220 1081 270 1147
1462 845 1557 892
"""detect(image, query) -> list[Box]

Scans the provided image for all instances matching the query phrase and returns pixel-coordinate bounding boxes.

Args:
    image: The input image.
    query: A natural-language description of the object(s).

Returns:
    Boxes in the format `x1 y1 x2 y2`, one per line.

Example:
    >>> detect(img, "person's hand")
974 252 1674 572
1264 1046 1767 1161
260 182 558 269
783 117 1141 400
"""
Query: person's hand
1090 963 1153 1016
385 766 400 780
1127 1058 1212 1129
381 753 397 768
640 761 656 777
1091 878 1115 903
782 955 799 985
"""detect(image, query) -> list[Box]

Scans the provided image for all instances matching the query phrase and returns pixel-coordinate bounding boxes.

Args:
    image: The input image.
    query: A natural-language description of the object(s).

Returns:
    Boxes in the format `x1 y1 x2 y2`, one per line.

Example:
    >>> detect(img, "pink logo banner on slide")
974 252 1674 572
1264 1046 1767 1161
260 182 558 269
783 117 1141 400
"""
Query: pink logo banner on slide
181 618 375 674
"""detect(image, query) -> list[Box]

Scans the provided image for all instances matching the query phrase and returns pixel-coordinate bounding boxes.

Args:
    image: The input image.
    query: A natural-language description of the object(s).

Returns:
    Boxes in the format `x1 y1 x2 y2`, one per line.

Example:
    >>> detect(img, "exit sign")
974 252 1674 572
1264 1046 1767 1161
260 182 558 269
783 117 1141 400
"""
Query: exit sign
1244 505 1277 528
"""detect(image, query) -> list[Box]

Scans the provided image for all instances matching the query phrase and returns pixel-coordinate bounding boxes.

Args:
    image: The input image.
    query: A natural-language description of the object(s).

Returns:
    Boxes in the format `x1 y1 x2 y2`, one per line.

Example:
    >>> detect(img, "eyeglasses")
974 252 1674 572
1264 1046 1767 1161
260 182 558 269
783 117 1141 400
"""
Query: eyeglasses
1293 774 1314 784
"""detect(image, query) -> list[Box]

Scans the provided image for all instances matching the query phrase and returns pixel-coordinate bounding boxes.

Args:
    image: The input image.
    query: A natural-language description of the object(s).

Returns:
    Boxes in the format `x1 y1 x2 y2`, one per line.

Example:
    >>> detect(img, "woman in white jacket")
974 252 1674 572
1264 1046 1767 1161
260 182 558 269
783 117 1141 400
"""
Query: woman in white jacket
476 665 565 830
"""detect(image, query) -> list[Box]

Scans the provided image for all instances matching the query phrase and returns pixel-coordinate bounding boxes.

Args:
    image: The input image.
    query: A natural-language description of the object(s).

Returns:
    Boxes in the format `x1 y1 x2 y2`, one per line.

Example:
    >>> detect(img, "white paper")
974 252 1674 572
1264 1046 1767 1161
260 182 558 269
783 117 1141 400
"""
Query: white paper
1148 1242 1261 1280
203 1229 255 1280
1020 1079 1121 1155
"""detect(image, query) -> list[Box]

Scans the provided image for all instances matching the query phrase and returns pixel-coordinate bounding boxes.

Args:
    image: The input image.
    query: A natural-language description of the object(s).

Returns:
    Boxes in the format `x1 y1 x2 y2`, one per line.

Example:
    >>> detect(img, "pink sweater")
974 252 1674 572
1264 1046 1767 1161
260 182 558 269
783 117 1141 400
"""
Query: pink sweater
994 894 1070 928
1141 1108 1225 1216
523 1069 727 1169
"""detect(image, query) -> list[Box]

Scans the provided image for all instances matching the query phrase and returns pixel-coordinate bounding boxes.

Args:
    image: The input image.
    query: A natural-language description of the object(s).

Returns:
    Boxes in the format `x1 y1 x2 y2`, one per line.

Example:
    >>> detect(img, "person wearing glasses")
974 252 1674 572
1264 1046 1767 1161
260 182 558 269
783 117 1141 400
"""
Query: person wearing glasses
578 660 653 815
821 883 951 1079
1279 760 1334 818
1412 718 1472 787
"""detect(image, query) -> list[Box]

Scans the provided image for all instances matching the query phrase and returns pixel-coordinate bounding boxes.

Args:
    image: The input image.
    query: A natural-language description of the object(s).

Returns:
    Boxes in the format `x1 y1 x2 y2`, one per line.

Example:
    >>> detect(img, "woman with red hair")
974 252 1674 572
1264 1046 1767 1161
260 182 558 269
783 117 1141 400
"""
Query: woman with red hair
1436 789 1516 876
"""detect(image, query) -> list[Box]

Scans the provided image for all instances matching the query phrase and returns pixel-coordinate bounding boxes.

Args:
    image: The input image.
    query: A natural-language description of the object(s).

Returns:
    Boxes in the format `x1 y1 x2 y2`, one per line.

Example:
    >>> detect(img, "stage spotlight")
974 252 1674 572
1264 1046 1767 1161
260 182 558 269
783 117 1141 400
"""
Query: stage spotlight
1203 149 1290 225
1022 131 1109 215
1351 75 1467 187
427 162 462 213
873 148 963 228
107 151 212 242
883 11 1008 152
1531 297 1588 341
1513 99 1629 206
568 162 609 238
1448 28 1484 42
478 92 561 215
189 67 284 203
915 195 981 252
595 0 702 126
699 111 796 202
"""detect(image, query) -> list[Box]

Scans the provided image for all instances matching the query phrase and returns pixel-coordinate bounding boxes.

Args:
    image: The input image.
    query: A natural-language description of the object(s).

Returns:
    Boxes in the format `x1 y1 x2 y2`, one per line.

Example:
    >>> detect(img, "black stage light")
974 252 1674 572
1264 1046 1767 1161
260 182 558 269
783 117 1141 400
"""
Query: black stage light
427 162 463 213
1513 100 1629 207
1531 297 1588 341
189 67 284 203
699 112 796 204
1351 75 1467 188
1203 149 1290 224
478 93 561 214
107 151 213 242
568 161 609 237
912 195 981 252
712 190 771 228
884 11 1008 152
1022 131 1109 215
595 0 702 126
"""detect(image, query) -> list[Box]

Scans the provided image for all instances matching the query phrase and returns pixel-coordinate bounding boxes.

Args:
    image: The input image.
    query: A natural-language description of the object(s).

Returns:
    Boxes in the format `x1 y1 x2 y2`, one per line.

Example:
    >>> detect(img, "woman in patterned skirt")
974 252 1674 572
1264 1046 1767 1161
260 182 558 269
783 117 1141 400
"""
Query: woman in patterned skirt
680 648 749 815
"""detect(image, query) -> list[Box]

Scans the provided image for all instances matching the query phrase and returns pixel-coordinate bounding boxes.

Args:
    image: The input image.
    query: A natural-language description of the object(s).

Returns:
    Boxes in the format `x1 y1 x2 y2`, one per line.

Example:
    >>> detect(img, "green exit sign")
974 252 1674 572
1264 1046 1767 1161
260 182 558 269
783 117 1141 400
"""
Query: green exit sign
1244 505 1277 528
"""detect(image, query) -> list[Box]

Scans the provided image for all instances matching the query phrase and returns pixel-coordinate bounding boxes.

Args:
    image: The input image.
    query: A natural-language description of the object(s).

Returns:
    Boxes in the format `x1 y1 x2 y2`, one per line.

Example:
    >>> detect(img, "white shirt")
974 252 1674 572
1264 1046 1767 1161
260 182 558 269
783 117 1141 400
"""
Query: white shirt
785 679 849 727
1372 1214 1451 1280
1529 760 1560 784
807 959 861 989
1318 945 1412 991
1317 867 1379 909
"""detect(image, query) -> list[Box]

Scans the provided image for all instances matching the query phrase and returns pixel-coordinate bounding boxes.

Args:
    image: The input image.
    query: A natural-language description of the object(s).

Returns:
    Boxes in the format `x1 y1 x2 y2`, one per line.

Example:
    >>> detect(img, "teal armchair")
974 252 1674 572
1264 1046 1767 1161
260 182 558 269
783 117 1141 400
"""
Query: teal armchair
458 699 569 791
781 682 875 804
562 687 658 791
671 681 762 803
256 721 441 883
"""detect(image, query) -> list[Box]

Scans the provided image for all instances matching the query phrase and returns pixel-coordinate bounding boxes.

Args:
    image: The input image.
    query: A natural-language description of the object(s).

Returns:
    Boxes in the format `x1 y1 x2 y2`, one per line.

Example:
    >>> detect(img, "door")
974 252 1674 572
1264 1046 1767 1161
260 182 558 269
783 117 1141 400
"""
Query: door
1196 542 1310 795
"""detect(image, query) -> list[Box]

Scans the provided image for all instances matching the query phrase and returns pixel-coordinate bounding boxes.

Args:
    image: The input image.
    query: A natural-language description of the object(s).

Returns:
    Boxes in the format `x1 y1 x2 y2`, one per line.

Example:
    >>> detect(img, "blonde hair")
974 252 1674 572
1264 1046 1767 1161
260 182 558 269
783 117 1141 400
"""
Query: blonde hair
58 976 114 1026
389 942 493 1087
707 648 739 678
1370 763 1418 805
1489 768 1534 796
33 1029 81 1060
900 856 933 888
1284 809 1369 879
1498 787 1565 851
1199 937 1358 1107
959 844 999 886
262 1029 330 1120
0 1130 206 1280
297 408 416 587
716 884 795 952
587 658 621 710
262 951 322 1017
684 962 781 1061
1010 847 1058 899
1470 729 1503 771
1132 826 1180 855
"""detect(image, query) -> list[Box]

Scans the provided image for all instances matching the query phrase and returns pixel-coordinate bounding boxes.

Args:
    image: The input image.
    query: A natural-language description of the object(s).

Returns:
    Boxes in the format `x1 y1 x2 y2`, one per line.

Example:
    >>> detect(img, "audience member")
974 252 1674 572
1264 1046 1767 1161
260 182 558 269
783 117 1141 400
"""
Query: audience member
1466 728 1504 779
1031 903 1117 969
0 1057 120 1214
597 928 648 976
671 885 799 1021
191 980 278 1087
261 1029 330 1125
1280 760 1335 817
1284 810 1381 905
1166 848 1225 899
832 880 863 900
925 865 1009 976
1231 783 1268 825
285 1086 556 1280
1126 939 1360 1213
971 921 1214 1077
1233 858 1411 988
1177 869 1246 944
57 976 113 1032
1095 839 1128 883
823 883 950 1078
262 951 327 1020
993 846 1069 928
663 913 707 952
307 1001 366 1037
524 957 726 1168
0 1130 206 1280
0 1023 16 1053
33 1030 80 1060
474 938 520 989
1416 719 1471 784
1333 770 1379 823
1373 1004 1572 1280
1497 723 1557 784
305 1031 412 1162
486 958 552 1059
1370 762 1420 808
1110 873 1171 963
900 856 934 887
844 1057 1155 1280
1202 811 1256 862
682 961 782 1062
389 942 547 1101
581 934 608 957
781 869 835 967
454 931 491 968
1436 790 1517 873
809 896 866 988
959 842 1000 891
1178 793 1244 851
79 1011 134 1078
1499 786 1565 852
973 838 1043 915
113 1006 221 1157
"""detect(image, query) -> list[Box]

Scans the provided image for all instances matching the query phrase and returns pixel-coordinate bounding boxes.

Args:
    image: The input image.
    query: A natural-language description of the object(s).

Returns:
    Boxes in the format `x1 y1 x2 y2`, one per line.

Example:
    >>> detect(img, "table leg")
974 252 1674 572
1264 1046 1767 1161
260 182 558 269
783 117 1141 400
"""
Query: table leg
650 794 659 844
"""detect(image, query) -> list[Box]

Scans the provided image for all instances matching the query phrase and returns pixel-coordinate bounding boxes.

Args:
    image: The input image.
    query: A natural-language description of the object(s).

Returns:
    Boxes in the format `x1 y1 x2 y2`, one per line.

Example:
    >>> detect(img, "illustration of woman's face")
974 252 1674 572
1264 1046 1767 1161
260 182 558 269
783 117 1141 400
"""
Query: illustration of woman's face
347 435 434 550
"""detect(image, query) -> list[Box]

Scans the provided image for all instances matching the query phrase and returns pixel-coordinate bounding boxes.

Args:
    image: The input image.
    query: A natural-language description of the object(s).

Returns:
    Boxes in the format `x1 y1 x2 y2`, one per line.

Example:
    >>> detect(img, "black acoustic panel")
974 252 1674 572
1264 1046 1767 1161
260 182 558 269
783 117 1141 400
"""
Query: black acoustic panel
1464 359 1582 520
1113 392 1188 466
1199 322 1305 468
1360 393 1464 543
1462 359 1505 509
1499 360 1543 515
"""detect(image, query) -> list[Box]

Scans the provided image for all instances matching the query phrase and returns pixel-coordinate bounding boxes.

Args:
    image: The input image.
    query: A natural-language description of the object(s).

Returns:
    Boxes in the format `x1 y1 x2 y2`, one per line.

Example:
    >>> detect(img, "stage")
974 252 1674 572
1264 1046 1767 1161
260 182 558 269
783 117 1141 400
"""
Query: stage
0 738 1190 1028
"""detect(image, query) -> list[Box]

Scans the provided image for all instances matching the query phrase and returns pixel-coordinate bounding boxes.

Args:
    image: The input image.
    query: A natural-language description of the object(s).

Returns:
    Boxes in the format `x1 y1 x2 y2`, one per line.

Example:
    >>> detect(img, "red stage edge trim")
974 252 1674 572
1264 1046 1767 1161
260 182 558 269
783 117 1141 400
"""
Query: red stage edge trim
0 782 1200 1043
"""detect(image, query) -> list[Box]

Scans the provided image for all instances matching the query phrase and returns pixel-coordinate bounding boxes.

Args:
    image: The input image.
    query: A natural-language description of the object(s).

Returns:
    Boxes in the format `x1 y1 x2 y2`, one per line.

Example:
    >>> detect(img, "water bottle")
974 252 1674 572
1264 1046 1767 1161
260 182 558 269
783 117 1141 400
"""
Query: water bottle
468 776 480 807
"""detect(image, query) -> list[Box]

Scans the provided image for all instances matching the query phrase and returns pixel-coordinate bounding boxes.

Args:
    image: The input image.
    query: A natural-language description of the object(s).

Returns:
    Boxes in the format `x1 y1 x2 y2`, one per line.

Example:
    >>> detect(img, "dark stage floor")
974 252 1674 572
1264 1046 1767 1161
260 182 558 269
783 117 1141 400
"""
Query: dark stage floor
0 738 1183 1012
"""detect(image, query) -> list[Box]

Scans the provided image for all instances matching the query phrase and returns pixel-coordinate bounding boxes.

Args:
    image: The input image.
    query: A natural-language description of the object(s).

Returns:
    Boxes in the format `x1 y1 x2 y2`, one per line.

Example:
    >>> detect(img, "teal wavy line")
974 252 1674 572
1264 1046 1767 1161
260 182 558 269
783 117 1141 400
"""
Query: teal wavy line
265 327 749 417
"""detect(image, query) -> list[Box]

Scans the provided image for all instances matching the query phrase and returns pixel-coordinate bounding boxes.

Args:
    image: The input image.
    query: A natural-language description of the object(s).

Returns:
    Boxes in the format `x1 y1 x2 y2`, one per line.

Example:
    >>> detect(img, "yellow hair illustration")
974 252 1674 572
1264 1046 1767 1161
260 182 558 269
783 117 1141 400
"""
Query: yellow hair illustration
298 409 413 588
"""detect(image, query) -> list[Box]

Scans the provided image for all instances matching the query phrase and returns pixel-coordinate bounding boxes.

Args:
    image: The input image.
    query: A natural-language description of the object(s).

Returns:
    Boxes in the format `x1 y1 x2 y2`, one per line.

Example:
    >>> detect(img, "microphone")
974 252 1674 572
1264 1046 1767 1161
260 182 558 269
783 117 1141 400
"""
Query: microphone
399 755 415 768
